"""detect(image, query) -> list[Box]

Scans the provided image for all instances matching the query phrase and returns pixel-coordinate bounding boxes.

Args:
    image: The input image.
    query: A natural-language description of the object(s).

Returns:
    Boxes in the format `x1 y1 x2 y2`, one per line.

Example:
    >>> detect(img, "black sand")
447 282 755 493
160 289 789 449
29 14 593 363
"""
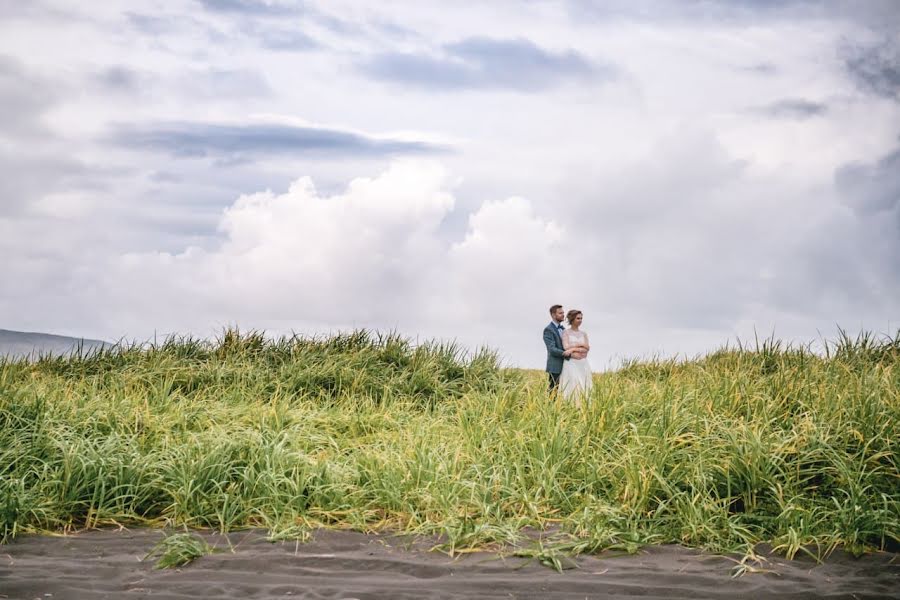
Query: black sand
1 529 897 599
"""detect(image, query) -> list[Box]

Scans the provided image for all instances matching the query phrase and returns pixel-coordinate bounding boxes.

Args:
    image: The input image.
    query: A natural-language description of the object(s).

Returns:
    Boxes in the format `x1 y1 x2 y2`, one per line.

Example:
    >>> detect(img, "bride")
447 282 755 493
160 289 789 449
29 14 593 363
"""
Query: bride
559 309 593 404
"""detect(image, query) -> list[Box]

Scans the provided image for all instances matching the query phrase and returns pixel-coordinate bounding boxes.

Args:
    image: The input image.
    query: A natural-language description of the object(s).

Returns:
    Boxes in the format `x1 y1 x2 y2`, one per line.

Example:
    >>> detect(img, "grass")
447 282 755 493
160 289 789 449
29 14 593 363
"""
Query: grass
144 531 215 568
1 328 897 566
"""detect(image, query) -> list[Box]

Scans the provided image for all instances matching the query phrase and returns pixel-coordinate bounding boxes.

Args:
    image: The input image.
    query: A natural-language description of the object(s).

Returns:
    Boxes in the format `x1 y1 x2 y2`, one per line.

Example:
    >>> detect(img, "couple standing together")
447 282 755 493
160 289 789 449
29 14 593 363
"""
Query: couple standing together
543 304 594 402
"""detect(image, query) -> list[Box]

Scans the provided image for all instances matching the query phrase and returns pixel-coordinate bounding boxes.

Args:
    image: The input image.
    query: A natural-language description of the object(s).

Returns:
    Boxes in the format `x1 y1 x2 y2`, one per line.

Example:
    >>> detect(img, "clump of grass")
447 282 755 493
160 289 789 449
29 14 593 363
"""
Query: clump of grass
1 328 897 566
266 522 312 543
145 532 214 569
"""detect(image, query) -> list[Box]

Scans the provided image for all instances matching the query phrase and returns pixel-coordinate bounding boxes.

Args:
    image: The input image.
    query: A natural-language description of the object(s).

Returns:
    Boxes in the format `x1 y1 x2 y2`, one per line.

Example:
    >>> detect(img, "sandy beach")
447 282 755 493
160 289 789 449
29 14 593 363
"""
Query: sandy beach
1 529 897 600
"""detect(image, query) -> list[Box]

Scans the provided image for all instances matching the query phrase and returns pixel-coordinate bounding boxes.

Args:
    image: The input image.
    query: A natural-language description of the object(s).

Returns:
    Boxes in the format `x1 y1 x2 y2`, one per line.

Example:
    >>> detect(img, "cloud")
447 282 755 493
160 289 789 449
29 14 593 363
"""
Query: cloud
363 37 608 92
95 64 272 101
56 161 579 362
198 0 362 37
816 145 900 317
2 160 569 361
0 2 85 22
547 127 899 335
182 68 273 98
842 39 900 101
561 131 756 328
446 197 565 323
95 161 457 324
741 62 778 75
754 98 828 119
0 153 95 216
0 55 56 137
251 26 318 51
93 66 152 94
107 120 447 160
194 1 322 51
567 0 900 29
196 0 299 16
125 12 175 35
836 144 900 215
567 0 812 23
4 153 899 368
0 55 99 216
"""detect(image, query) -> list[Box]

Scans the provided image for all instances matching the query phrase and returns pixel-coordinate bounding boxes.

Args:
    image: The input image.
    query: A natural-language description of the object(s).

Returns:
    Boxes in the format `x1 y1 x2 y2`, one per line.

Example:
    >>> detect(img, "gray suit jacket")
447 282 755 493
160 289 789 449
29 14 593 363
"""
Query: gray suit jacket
543 322 568 374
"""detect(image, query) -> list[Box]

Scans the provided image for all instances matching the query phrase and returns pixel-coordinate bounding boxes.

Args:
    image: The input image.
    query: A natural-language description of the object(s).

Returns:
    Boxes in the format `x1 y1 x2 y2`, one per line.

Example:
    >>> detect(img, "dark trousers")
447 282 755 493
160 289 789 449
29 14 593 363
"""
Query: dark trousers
548 371 560 393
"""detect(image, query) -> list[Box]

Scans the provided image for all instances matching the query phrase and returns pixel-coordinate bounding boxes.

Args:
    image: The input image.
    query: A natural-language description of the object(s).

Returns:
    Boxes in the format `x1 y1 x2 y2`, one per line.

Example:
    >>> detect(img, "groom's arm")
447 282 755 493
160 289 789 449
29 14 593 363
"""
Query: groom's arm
543 328 570 359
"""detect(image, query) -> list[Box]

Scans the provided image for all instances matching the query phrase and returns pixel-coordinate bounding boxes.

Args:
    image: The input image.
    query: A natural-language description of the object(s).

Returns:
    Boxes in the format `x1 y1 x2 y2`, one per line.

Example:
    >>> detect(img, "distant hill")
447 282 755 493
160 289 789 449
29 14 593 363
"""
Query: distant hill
0 329 111 359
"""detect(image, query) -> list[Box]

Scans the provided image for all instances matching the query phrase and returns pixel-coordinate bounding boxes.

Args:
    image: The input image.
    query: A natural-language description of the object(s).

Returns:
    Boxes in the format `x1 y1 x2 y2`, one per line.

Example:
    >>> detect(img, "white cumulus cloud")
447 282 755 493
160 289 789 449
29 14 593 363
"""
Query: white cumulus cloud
80 160 582 365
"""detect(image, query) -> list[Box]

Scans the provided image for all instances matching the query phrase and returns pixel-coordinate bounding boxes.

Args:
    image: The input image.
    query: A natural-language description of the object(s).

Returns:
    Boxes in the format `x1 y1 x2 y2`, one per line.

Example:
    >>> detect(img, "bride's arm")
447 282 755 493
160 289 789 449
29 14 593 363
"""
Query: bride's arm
570 333 588 350
565 330 588 358
583 333 590 353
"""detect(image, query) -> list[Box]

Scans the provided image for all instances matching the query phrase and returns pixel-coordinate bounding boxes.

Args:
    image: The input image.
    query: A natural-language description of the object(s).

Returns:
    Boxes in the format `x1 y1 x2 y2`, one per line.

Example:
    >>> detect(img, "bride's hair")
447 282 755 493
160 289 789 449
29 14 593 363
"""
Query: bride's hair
566 309 582 324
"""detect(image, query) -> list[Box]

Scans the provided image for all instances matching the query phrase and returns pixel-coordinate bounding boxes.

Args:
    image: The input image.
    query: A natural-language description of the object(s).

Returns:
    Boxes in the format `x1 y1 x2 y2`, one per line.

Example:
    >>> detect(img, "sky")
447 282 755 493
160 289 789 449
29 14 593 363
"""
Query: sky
1 0 898 369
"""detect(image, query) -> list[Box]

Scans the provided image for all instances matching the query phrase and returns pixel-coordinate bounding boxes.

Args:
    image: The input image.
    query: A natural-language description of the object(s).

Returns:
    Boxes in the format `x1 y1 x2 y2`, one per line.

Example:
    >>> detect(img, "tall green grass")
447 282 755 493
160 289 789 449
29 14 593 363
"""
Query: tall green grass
1 329 897 563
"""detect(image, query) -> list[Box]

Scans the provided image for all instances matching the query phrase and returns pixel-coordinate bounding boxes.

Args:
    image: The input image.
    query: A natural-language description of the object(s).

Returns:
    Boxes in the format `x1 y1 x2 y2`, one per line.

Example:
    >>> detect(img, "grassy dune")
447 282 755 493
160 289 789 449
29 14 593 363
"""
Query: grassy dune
1 329 897 563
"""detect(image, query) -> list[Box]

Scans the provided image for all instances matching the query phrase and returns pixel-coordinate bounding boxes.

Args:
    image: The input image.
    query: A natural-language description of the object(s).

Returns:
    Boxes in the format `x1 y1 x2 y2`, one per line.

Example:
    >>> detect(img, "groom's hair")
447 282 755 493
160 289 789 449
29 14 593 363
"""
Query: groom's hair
549 304 562 314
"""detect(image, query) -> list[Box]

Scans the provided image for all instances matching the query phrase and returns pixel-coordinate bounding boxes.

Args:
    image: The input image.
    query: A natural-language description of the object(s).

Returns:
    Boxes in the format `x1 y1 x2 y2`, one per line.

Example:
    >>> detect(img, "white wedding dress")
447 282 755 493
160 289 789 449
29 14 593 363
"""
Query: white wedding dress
559 329 593 404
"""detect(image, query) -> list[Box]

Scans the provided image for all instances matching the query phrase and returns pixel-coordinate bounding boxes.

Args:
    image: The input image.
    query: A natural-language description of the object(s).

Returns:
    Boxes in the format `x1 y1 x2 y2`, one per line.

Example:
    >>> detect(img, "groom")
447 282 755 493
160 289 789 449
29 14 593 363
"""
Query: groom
543 304 573 392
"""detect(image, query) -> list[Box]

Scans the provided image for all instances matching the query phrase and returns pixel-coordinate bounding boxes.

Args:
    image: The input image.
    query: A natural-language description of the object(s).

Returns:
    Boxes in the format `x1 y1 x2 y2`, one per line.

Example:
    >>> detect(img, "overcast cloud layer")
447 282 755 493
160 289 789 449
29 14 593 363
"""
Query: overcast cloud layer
1 0 898 368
